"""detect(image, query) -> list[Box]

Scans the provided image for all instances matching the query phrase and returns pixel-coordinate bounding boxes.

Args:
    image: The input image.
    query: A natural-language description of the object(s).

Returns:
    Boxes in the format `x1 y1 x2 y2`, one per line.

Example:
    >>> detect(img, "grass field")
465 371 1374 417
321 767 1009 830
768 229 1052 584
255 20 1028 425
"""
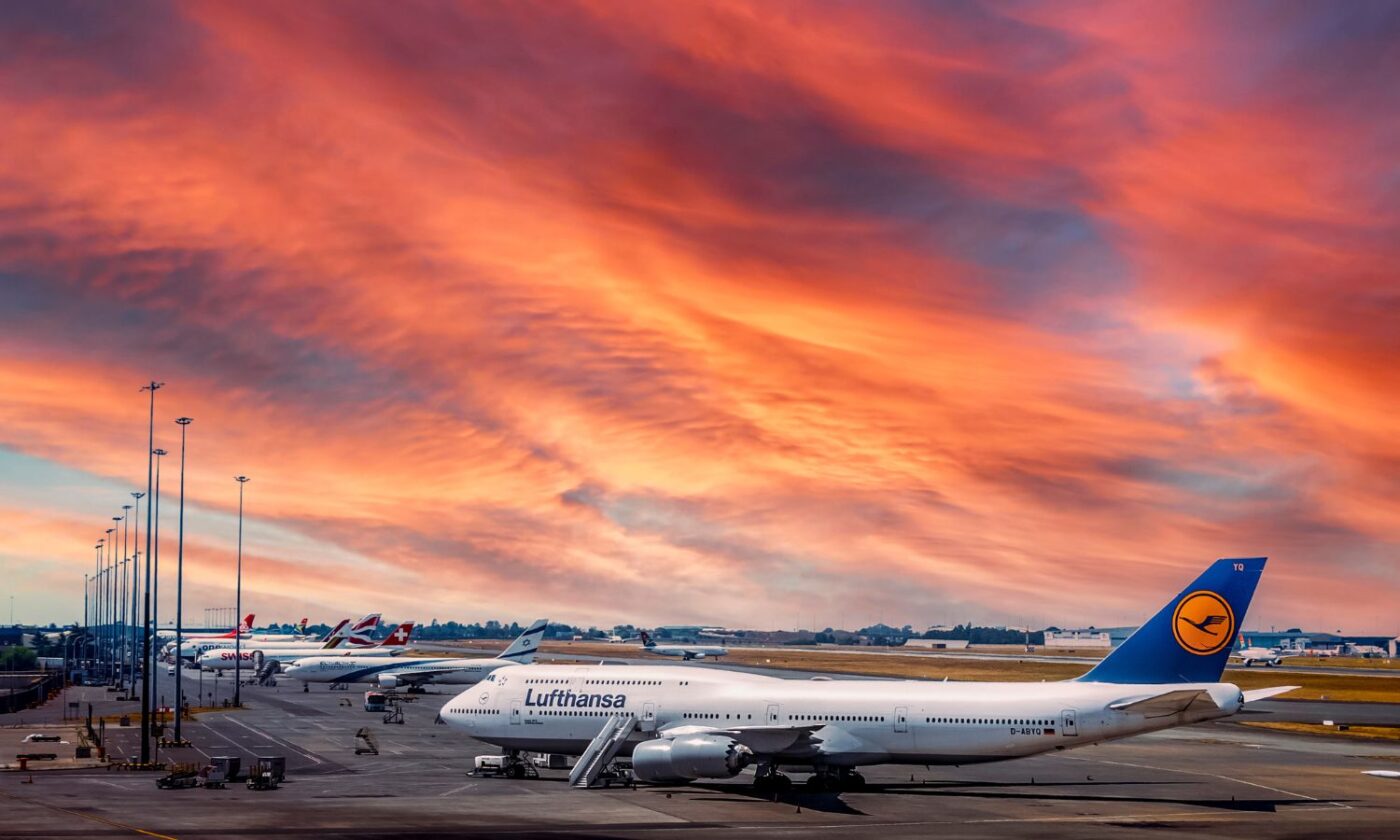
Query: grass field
1240 721 1400 741
427 640 1400 703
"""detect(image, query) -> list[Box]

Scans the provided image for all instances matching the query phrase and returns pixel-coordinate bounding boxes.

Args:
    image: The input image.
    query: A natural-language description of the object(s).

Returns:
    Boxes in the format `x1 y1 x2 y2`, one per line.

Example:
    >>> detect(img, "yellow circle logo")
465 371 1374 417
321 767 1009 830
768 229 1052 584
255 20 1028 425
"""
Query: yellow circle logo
1172 590 1235 656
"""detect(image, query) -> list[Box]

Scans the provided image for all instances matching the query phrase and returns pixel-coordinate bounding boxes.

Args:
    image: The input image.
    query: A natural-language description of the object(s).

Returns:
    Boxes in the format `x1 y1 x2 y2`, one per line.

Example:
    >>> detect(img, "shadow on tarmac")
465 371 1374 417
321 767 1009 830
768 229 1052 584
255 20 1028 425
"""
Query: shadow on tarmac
686 778 1355 815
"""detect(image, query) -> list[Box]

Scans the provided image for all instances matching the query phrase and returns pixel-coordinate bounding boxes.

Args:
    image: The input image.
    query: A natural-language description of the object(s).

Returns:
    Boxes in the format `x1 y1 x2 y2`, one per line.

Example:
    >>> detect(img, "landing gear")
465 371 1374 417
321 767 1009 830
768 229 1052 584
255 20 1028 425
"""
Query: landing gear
753 764 791 791
805 768 864 792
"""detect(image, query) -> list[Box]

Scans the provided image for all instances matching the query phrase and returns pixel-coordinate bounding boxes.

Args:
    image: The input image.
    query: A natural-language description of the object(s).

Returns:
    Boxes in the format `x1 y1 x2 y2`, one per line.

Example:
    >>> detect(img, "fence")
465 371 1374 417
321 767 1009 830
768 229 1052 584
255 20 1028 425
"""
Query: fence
0 671 64 714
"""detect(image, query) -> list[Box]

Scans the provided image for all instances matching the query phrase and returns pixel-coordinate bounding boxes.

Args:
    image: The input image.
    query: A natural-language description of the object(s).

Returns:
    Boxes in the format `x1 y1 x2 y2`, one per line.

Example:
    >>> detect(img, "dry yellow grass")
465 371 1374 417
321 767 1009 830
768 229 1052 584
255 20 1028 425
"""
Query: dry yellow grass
423 640 1400 703
1240 722 1400 741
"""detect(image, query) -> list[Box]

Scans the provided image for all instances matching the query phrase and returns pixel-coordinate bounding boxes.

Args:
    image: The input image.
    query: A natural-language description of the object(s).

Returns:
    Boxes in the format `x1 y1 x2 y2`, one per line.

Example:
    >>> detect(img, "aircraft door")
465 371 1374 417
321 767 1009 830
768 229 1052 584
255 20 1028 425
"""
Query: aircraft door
1061 709 1077 737
767 704 780 724
510 701 522 725
894 706 908 733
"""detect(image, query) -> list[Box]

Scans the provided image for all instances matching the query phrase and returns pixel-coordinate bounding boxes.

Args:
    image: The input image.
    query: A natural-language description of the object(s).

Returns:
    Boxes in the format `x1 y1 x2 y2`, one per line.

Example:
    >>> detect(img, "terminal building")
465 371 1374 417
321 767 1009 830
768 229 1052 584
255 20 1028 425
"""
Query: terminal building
1042 627 1135 649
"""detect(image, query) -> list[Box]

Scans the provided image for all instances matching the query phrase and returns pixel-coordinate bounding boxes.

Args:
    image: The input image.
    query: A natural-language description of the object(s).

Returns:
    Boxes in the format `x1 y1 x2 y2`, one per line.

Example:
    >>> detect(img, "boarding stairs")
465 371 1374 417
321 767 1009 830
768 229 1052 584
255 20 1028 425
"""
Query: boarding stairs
256 660 279 686
569 714 636 788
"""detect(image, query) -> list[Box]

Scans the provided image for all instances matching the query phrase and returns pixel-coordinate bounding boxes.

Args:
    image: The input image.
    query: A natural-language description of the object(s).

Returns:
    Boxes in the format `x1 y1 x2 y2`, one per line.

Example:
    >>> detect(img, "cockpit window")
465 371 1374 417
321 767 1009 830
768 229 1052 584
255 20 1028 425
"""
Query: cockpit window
483 674 495 682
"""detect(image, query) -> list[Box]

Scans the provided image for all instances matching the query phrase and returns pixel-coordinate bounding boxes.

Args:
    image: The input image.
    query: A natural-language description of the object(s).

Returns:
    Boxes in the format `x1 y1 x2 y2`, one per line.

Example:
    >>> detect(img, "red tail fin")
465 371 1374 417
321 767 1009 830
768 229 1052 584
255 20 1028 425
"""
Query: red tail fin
378 622 416 647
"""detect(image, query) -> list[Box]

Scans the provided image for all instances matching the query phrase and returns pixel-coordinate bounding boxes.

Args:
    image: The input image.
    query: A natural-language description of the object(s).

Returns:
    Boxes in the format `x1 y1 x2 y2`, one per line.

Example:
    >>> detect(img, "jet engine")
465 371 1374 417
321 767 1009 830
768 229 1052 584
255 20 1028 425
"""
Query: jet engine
631 735 752 783
377 674 401 689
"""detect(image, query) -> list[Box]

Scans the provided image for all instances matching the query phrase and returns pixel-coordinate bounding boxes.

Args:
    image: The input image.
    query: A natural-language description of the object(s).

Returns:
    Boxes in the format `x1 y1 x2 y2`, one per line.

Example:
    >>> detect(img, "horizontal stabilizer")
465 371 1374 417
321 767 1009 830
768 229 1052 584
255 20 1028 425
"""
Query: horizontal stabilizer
1109 689 1219 717
1242 685 1300 703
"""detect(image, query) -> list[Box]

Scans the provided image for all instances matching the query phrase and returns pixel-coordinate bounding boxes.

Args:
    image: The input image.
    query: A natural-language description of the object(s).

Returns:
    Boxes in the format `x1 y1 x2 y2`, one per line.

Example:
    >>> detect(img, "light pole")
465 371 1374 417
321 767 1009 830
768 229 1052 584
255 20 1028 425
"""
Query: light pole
138 380 163 765
109 518 121 684
130 491 143 698
83 573 89 673
120 506 131 691
91 546 101 670
151 448 166 723
104 528 115 680
234 475 249 707
173 417 192 742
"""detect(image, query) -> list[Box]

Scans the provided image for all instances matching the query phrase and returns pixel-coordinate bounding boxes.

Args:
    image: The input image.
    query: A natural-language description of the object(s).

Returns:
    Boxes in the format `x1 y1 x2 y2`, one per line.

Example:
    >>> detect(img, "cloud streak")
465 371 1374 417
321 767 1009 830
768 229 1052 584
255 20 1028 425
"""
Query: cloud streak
0 0 1395 631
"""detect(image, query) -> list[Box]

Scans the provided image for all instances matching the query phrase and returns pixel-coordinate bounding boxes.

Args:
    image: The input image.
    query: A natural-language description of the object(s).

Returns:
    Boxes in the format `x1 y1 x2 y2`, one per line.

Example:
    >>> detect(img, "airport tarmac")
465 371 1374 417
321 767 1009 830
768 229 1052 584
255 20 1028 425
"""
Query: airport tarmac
4 667 1400 838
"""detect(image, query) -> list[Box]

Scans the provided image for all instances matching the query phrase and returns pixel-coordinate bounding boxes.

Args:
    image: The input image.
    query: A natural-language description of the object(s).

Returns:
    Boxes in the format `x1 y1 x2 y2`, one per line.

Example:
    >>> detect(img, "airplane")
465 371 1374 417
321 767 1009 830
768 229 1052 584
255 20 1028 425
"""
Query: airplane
157 613 254 644
1233 634 1283 667
442 557 1297 790
283 619 548 689
1364 770 1400 780
196 619 409 672
179 615 377 659
639 630 727 660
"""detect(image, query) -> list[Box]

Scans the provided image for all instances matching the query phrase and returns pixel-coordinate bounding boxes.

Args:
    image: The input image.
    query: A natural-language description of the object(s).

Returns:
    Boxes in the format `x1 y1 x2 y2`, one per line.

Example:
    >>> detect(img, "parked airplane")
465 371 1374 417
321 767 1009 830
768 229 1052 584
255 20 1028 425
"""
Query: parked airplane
157 613 254 644
1233 634 1283 667
180 615 377 660
283 619 547 688
639 631 727 660
443 557 1295 790
196 620 410 672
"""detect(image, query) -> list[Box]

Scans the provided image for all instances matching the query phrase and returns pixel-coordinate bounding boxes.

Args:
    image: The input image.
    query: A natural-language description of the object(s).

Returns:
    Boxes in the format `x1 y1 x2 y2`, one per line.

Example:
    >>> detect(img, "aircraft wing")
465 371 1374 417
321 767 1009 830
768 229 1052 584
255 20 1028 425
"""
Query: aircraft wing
1108 689 1221 717
1242 685 1300 703
659 722 824 753
376 667 461 688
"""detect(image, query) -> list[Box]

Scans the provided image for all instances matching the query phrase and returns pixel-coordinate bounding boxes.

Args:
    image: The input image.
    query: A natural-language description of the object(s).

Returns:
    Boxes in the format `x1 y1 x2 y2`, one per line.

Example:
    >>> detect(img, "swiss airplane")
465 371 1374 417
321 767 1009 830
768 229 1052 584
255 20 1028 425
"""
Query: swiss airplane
638 631 728 661
284 619 547 688
443 558 1296 790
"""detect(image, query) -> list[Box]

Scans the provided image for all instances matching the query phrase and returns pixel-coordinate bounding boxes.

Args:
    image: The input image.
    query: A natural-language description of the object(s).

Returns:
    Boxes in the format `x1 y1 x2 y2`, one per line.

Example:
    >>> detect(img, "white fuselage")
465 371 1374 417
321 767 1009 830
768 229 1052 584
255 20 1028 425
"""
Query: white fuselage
442 664 1243 767
283 656 512 685
645 645 727 660
196 645 398 671
1235 647 1283 666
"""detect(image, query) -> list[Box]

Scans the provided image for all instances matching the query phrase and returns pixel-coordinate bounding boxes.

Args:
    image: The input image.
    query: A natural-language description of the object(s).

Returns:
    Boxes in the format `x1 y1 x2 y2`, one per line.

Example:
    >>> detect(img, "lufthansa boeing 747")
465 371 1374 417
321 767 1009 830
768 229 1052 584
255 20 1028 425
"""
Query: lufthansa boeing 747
443 558 1296 789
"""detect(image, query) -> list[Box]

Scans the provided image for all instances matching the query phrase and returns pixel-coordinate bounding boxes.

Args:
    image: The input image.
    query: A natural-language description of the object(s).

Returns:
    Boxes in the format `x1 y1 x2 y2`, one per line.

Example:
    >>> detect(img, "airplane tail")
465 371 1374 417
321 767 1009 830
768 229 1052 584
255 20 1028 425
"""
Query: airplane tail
377 622 416 648
344 613 383 647
495 619 548 663
639 630 654 648
319 619 349 644
1078 557 1265 685
218 613 256 638
325 614 380 649
298 618 308 635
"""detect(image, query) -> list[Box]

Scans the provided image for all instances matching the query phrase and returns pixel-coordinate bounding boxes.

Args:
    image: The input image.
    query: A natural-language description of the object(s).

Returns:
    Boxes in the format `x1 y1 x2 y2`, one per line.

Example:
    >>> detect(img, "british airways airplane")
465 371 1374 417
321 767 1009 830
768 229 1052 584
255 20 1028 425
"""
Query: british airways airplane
443 558 1296 789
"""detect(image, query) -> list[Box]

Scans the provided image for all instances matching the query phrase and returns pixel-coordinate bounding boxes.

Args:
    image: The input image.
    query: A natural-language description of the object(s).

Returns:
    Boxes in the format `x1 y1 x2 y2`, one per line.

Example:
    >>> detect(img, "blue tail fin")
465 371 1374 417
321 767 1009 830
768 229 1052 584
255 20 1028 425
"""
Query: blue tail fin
1078 557 1266 684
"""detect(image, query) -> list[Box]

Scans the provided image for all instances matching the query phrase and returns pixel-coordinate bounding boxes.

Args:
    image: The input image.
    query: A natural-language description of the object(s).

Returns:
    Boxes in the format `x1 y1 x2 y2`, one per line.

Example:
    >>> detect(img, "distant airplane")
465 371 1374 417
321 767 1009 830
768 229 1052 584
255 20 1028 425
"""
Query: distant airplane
638 630 727 661
284 619 547 688
1232 634 1283 667
444 557 1296 790
1364 770 1400 780
157 613 254 644
196 619 410 672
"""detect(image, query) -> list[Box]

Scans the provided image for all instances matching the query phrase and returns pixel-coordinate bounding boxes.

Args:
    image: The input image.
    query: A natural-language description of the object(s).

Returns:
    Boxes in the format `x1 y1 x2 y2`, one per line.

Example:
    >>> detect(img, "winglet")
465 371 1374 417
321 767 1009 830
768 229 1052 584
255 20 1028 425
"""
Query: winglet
1242 686 1299 703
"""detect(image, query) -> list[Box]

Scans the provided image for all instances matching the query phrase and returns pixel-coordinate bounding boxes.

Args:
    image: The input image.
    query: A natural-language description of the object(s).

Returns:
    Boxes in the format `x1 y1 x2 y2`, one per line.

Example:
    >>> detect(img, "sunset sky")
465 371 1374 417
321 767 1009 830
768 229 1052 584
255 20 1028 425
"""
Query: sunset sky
1 1 1396 633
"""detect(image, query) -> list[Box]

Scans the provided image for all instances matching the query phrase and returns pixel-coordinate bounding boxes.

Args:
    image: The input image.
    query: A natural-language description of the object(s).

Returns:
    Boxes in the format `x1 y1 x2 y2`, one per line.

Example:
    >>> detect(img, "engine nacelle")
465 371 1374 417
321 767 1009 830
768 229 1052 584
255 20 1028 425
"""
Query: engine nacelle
632 735 752 783
377 674 400 689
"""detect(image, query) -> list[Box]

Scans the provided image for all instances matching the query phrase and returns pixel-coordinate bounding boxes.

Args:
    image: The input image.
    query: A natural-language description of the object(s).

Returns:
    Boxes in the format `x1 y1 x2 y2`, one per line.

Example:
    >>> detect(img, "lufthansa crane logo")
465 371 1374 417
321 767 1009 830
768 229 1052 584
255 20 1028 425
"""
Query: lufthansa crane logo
1172 590 1235 655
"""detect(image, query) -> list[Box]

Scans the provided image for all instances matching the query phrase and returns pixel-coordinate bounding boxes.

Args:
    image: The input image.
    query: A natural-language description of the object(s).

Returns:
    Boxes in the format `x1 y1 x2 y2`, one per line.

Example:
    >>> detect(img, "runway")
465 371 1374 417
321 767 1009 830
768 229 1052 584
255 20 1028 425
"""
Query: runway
3 669 1399 838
